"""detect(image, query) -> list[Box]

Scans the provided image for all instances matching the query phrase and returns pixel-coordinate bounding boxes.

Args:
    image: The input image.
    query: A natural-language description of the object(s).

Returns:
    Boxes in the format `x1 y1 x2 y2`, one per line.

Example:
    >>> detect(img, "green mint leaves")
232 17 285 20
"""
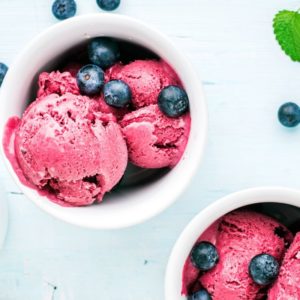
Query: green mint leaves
273 10 300 62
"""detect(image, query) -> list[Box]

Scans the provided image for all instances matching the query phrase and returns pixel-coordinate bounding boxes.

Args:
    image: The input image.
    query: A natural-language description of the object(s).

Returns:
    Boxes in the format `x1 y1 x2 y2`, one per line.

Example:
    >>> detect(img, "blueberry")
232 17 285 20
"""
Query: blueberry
158 85 189 117
278 102 300 127
88 37 120 69
104 80 132 108
249 254 279 285
96 0 121 11
76 64 104 96
190 242 219 271
52 0 77 20
188 289 212 300
0 63 8 87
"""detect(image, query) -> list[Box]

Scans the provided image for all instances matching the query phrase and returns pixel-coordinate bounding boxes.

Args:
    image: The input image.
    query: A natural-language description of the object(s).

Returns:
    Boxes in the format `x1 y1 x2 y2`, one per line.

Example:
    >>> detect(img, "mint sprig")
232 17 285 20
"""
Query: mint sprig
273 10 300 62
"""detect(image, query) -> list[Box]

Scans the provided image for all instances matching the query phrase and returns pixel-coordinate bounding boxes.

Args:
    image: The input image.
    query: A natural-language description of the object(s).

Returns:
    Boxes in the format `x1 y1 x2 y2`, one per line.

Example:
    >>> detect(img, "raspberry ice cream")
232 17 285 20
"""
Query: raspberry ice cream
2 38 191 206
268 232 300 299
4 93 127 206
106 59 181 108
182 210 293 299
120 105 190 169
38 71 80 98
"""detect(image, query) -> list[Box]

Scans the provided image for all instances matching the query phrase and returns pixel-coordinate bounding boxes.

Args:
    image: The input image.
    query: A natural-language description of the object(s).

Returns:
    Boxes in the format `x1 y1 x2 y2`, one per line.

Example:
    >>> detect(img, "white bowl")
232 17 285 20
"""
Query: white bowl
0 14 207 229
165 187 300 300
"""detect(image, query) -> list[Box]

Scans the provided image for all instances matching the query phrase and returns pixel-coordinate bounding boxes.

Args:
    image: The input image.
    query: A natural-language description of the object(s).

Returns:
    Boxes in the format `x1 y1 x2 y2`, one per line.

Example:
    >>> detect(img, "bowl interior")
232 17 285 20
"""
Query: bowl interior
249 202 300 232
0 14 207 229
28 39 169 188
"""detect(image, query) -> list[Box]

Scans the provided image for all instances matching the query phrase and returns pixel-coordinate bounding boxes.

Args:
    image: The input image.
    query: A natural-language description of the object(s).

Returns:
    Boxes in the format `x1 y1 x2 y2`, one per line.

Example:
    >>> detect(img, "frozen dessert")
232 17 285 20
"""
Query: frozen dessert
4 93 127 206
120 105 190 168
38 70 80 98
2 37 191 206
268 232 300 299
106 60 181 108
182 210 293 299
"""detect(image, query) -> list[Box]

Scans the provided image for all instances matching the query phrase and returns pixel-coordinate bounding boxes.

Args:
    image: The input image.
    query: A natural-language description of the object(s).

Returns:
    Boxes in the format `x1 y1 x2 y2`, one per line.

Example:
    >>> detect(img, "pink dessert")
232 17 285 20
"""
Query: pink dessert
38 71 80 98
2 38 191 206
4 93 127 206
268 232 300 299
182 210 293 299
106 59 181 108
120 105 190 169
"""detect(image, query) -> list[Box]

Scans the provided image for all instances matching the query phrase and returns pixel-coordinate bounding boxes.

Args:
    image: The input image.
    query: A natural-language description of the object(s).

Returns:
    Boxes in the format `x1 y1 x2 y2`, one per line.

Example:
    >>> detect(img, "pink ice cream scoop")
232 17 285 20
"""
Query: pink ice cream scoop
268 232 300 299
182 210 293 299
5 93 128 206
37 71 80 98
120 104 190 169
106 59 181 108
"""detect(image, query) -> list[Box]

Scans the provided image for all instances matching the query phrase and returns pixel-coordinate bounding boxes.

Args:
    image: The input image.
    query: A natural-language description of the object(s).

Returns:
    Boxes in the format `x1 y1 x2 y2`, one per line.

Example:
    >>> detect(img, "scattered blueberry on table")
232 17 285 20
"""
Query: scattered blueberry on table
191 241 219 271
88 37 120 69
104 80 132 108
249 254 279 285
52 0 77 20
278 102 300 128
188 289 212 300
0 62 8 87
76 64 105 95
158 85 189 117
96 0 121 11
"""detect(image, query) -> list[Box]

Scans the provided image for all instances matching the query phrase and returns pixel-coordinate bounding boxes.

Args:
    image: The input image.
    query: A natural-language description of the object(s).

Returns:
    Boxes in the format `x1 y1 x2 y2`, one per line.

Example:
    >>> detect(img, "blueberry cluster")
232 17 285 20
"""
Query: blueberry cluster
75 37 132 108
50 0 190 117
74 37 190 116
188 242 280 299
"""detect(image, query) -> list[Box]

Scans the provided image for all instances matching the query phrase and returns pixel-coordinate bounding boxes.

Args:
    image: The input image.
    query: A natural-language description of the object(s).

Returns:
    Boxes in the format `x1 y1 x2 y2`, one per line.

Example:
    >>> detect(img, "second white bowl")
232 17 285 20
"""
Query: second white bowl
165 187 300 300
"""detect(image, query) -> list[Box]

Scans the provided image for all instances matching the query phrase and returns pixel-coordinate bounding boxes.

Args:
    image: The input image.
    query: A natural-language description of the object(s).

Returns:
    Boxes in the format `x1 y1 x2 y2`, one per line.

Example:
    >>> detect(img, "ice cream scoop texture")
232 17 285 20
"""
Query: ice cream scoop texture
12 93 127 206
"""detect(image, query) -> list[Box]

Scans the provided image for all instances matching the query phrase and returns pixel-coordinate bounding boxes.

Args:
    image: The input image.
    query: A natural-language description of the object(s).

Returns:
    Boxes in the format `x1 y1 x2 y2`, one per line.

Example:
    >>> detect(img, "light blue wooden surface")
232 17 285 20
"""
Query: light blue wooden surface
1 0 300 299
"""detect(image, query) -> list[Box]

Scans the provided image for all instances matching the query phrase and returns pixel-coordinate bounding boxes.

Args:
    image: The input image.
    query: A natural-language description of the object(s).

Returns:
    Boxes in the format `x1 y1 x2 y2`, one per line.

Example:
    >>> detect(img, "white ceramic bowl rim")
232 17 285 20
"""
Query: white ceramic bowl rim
165 186 300 300
0 14 207 229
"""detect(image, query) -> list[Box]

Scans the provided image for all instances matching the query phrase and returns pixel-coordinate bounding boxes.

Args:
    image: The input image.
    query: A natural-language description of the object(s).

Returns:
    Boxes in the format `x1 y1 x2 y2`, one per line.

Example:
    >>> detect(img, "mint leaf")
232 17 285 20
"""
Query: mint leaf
273 10 300 61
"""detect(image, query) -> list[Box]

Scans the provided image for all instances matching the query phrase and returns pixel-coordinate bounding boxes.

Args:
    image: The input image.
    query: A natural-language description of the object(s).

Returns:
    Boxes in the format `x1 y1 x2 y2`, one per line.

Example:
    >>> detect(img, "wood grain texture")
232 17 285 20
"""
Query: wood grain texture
1 0 300 299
